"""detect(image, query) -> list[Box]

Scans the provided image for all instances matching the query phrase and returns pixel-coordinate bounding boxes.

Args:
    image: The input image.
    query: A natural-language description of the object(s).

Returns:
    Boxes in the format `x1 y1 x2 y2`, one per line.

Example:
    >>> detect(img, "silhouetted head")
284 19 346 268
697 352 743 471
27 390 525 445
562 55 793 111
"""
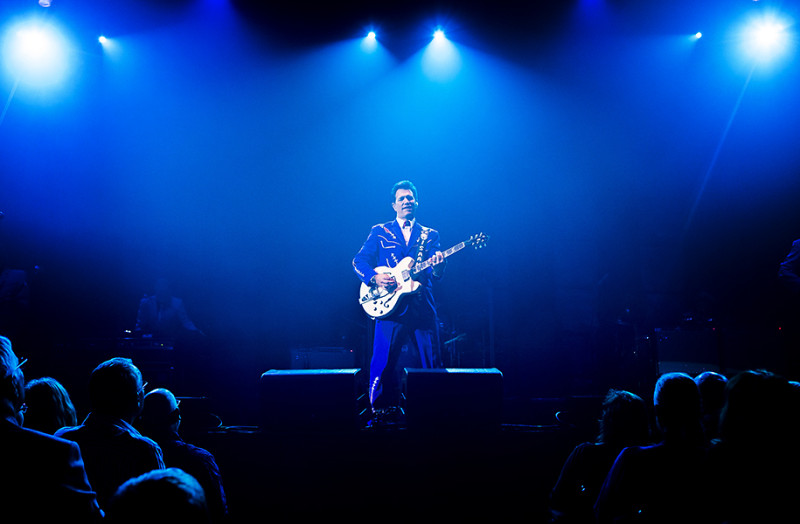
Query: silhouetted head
694 371 728 439
89 358 145 423
695 372 728 412
598 389 650 450
23 377 77 434
107 467 209 524
138 388 181 437
0 335 26 424
719 369 792 446
653 372 702 441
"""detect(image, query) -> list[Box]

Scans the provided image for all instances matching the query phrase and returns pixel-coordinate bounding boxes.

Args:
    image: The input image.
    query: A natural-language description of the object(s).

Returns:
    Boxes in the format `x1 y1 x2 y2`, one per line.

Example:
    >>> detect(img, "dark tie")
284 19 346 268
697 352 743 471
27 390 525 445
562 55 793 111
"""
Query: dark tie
403 221 411 229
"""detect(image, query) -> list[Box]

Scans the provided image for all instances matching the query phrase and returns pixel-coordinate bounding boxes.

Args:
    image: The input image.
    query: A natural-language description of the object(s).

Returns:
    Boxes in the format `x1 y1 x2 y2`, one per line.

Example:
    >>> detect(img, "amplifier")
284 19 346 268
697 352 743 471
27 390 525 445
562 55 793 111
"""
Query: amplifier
259 369 361 432
403 368 504 432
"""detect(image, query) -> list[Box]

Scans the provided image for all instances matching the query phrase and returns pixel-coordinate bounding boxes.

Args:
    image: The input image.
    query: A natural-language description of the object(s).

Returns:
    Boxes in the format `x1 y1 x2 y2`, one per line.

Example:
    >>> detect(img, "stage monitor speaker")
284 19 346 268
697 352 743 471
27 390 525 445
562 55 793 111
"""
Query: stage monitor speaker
403 368 503 433
259 369 361 432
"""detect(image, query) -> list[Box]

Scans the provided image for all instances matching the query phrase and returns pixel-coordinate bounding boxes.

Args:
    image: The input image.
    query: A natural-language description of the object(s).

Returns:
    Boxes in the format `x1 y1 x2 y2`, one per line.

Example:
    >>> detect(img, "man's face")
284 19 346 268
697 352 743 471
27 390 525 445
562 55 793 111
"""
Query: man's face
392 189 417 220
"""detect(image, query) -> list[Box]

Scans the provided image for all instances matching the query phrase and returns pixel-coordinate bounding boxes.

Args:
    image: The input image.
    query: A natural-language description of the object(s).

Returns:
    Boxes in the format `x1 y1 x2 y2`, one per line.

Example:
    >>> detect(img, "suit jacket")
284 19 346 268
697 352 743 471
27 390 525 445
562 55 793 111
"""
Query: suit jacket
147 429 228 523
1 416 102 522
353 219 442 323
56 412 166 509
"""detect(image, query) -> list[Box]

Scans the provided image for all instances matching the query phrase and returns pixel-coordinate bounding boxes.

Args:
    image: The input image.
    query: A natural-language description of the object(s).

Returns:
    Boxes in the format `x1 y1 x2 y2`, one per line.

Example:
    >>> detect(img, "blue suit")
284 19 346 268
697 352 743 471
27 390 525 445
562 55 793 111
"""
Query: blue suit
353 219 443 410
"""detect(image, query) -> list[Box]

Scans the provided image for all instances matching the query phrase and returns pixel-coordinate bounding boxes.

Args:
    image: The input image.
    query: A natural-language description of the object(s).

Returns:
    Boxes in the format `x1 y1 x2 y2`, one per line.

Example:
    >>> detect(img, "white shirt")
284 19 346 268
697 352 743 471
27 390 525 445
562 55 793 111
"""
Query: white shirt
398 218 415 244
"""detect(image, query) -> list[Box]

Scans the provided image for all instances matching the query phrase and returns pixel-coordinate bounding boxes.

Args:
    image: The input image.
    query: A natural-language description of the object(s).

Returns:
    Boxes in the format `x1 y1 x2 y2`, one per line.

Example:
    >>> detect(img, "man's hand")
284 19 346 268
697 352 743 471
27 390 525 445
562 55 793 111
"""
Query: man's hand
428 251 445 265
373 273 397 290
429 251 445 276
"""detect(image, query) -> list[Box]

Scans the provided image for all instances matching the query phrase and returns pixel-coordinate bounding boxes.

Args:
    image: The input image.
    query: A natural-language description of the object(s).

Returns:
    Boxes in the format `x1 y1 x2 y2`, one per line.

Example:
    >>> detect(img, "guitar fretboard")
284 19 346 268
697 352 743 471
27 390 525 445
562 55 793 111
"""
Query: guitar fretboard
411 240 468 275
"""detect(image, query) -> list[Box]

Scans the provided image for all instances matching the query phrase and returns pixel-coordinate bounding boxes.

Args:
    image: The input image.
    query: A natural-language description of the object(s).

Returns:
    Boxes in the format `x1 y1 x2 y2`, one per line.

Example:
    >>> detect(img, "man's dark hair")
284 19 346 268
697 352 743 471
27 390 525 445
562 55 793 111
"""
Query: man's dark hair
653 372 702 438
598 389 650 449
89 357 143 419
107 468 209 523
390 180 418 202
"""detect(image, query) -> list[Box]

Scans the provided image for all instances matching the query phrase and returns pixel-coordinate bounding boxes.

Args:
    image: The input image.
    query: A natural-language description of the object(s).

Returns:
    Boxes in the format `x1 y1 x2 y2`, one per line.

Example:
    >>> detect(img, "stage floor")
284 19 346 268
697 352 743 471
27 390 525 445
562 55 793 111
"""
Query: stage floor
194 422 578 522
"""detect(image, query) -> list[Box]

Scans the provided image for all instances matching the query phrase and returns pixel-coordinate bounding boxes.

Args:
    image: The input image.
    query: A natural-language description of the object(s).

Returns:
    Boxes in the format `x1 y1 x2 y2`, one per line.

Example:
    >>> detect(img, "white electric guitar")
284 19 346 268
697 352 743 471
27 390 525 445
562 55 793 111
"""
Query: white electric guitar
358 232 489 319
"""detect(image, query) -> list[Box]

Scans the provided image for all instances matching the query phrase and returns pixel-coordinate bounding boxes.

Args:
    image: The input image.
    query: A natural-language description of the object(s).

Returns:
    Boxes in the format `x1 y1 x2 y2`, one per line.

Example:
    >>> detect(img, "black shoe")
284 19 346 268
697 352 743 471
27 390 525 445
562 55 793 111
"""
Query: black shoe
366 406 405 429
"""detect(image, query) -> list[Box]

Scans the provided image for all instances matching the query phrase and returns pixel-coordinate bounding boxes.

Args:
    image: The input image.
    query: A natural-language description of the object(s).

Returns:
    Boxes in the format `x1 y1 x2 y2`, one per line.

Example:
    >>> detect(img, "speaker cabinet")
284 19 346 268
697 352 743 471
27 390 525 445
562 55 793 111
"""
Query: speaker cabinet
403 368 503 432
259 369 361 432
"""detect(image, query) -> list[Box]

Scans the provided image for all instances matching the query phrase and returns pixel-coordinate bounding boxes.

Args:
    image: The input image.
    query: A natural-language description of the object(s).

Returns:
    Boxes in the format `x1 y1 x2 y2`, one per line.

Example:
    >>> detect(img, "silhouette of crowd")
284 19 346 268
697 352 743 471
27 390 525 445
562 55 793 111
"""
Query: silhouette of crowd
550 369 800 523
5 327 800 523
1 334 227 523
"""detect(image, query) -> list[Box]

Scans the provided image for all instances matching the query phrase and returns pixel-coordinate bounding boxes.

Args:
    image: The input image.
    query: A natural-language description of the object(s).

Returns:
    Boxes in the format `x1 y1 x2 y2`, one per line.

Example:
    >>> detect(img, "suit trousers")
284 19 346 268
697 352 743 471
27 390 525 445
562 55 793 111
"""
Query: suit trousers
369 317 435 410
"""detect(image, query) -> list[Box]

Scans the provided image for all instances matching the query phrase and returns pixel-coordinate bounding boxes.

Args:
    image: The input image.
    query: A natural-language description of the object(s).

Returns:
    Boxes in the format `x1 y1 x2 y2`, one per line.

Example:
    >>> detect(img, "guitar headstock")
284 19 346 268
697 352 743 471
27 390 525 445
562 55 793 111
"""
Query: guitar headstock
468 232 489 249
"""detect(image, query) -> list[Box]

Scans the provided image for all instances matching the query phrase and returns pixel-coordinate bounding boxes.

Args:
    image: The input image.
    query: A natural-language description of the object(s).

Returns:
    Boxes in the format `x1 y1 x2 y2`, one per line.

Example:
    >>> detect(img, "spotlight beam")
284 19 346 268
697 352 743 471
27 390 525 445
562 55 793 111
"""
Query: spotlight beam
684 66 756 232
0 79 20 129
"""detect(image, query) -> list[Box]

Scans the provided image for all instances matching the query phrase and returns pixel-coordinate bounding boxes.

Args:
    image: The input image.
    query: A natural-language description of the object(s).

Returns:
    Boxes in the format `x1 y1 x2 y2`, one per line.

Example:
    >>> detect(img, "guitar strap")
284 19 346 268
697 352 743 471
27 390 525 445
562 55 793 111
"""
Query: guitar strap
416 227 430 264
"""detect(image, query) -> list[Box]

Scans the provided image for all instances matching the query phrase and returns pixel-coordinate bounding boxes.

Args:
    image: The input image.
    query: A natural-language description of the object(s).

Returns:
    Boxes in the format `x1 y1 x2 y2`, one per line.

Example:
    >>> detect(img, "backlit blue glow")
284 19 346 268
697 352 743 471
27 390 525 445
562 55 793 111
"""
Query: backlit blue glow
739 11 794 64
2 20 71 87
695 32 702 39
421 28 461 82
361 31 377 53
98 35 108 44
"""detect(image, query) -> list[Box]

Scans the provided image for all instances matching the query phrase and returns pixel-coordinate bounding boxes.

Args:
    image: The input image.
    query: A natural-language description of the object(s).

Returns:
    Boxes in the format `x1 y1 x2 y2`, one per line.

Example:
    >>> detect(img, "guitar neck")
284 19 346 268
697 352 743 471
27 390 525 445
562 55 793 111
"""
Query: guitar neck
410 240 468 275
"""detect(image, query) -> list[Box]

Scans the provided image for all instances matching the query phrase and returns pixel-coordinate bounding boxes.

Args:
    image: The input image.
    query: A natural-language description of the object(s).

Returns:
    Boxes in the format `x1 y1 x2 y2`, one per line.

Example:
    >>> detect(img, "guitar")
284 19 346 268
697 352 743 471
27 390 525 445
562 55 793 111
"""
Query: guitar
358 232 489 319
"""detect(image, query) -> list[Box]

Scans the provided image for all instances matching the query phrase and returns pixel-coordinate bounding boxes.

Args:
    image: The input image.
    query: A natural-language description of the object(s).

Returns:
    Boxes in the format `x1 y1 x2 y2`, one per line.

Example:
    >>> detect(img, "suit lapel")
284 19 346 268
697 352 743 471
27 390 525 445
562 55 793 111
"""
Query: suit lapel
407 223 421 255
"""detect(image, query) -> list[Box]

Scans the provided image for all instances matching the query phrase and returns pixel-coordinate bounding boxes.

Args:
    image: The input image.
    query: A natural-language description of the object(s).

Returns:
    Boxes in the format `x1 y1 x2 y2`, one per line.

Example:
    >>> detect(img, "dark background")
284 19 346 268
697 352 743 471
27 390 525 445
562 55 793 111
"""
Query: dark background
2 0 800 425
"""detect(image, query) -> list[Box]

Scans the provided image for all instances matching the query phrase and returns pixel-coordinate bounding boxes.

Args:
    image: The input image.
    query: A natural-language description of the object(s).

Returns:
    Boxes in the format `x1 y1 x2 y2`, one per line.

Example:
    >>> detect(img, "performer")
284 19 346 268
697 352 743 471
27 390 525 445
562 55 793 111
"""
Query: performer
134 278 204 340
353 180 445 423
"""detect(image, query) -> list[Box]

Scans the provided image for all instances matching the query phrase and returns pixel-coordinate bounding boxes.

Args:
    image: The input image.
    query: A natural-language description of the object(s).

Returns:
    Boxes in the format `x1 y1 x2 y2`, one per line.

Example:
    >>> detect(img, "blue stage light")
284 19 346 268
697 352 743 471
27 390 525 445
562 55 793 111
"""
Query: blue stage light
361 30 378 53
98 35 108 44
695 32 702 39
2 21 71 86
422 27 461 82
739 11 794 63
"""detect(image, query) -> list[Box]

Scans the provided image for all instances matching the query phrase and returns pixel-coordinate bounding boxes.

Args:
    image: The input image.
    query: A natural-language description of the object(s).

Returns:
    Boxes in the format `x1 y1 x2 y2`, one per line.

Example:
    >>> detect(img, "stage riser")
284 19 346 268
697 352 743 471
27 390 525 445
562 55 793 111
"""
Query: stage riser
258 369 363 432
403 368 504 432
257 368 505 432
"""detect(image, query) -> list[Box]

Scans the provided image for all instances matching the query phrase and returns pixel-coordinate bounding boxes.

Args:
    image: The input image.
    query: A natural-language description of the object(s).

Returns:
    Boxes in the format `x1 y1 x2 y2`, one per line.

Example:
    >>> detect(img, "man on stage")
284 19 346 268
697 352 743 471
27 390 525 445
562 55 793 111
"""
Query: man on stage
353 180 445 425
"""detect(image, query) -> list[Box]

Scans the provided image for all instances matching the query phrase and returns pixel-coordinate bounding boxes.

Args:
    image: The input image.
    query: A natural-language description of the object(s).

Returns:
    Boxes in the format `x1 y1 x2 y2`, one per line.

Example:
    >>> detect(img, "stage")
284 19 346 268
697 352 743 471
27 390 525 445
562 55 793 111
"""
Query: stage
3 0 800 519
187 403 590 522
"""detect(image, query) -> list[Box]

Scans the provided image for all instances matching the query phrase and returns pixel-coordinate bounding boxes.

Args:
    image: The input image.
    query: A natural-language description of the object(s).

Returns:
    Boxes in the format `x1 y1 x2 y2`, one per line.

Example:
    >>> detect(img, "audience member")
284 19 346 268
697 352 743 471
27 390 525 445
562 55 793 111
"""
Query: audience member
705 369 798 523
694 371 727 442
23 376 78 435
106 467 210 524
594 372 709 523
137 388 228 523
0 335 102 521
56 357 166 509
550 389 651 523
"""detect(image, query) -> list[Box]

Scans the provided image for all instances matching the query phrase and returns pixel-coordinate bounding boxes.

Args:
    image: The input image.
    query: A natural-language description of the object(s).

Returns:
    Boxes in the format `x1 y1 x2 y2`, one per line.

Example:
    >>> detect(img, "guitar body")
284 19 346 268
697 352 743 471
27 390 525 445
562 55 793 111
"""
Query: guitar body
359 257 420 319
357 232 488 319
